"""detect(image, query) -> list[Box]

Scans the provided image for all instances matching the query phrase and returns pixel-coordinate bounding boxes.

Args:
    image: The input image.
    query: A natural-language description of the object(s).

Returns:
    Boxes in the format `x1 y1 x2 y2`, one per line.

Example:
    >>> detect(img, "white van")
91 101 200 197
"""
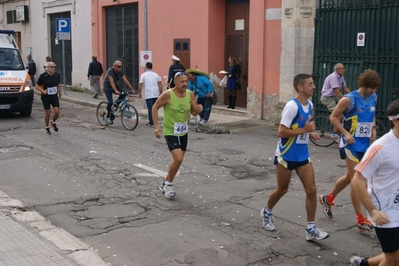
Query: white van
0 30 34 117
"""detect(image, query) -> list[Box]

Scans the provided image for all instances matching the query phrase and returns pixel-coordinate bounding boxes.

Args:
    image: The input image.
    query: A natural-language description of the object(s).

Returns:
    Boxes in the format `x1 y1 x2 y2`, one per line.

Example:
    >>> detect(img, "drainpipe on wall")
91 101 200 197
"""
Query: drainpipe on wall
0 4 3 29
143 0 147 51
143 0 147 108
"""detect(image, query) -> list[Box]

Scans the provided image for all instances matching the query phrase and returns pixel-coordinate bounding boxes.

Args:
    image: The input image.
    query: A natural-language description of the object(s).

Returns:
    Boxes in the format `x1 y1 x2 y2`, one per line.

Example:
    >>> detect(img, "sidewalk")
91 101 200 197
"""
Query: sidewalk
59 89 255 133
0 191 107 266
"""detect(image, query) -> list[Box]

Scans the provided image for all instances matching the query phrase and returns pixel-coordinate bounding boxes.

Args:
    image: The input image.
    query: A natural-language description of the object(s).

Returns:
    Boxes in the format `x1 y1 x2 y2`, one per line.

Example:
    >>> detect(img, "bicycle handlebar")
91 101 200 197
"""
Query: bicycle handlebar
120 91 139 97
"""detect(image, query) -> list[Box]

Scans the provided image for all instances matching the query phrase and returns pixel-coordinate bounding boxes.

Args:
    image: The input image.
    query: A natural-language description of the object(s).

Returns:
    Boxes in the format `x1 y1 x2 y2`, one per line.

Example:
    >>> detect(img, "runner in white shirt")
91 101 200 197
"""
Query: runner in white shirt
350 99 399 266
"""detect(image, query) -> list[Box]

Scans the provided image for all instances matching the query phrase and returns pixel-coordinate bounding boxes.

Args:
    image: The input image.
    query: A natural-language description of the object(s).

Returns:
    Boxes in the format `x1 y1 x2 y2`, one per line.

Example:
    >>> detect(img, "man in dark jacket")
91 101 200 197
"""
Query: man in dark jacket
87 56 104 98
26 55 36 85
167 55 185 88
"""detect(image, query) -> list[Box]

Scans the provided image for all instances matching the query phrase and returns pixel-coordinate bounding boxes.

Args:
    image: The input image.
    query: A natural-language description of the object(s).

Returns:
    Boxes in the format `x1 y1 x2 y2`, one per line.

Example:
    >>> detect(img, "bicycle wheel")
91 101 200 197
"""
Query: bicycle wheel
375 119 387 138
96 101 109 126
121 103 139 130
310 115 335 147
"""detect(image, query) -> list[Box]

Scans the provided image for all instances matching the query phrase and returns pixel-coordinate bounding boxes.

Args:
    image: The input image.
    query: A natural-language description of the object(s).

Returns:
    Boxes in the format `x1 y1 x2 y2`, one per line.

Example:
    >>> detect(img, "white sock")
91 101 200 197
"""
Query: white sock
164 181 173 186
307 222 315 229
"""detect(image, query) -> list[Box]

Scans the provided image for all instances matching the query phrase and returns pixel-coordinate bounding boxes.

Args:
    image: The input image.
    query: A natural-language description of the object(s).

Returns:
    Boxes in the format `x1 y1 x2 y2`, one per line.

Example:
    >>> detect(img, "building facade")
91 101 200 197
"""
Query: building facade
91 0 317 122
0 0 91 88
1 0 317 122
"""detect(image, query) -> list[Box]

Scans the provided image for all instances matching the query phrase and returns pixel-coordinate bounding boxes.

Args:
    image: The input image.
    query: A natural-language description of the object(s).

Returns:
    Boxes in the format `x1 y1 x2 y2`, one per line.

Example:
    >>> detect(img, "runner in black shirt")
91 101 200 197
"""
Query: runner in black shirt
35 62 61 135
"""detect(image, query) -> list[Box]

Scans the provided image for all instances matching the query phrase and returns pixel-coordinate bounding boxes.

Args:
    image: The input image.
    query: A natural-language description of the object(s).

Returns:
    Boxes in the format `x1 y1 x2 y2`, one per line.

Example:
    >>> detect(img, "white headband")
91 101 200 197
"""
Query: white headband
388 114 399 121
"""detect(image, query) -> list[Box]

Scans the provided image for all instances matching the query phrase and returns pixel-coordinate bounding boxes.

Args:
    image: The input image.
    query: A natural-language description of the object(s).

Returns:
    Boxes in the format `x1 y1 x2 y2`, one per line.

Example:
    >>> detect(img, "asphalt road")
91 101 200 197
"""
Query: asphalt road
0 97 381 266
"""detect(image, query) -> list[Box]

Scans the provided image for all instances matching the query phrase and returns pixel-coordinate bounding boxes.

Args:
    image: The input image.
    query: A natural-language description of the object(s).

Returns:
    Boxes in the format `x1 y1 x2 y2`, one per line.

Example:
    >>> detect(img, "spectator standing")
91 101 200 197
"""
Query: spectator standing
260 73 330 241
43 56 51 71
35 62 61 135
87 56 104 99
152 72 203 199
350 99 399 266
226 56 241 109
186 69 214 125
167 55 185 88
138 62 162 127
26 54 37 85
320 63 351 143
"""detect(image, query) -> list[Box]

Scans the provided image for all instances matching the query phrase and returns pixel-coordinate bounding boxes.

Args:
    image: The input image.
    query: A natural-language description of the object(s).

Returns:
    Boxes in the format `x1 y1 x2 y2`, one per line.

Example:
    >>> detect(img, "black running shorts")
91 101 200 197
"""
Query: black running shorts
165 134 188 152
41 94 60 110
375 227 399 253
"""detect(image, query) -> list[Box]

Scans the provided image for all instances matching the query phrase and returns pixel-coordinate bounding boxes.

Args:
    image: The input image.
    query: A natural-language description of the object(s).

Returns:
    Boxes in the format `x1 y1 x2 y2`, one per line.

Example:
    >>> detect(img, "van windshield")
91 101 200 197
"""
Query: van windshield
0 48 25 70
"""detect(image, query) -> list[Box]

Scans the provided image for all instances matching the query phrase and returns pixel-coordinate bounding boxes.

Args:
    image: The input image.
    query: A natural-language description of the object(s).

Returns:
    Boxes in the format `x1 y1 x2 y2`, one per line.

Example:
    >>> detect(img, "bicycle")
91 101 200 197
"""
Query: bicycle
310 114 387 147
96 92 139 130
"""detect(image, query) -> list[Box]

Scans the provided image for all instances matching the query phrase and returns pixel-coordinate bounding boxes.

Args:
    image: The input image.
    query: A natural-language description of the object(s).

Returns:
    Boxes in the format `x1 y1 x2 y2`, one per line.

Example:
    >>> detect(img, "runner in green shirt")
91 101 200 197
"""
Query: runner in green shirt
152 72 203 199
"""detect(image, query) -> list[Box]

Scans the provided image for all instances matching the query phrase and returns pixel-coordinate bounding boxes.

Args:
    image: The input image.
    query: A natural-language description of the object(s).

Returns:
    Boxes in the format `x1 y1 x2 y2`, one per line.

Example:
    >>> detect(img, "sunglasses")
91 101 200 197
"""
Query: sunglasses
48 66 56 68
174 71 187 77
115 65 122 68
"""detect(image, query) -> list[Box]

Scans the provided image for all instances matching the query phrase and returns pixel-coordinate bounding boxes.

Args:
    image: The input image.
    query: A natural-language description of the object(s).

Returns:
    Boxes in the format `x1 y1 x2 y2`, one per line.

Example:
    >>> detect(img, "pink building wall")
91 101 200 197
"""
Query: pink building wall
248 0 281 96
246 0 281 119
91 0 225 86
91 0 282 120
150 0 225 81
264 0 281 96
207 1 225 75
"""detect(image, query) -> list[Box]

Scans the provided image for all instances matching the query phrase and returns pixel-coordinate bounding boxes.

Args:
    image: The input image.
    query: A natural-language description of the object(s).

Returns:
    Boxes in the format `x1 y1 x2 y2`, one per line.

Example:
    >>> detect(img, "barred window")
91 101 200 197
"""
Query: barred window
6 10 18 24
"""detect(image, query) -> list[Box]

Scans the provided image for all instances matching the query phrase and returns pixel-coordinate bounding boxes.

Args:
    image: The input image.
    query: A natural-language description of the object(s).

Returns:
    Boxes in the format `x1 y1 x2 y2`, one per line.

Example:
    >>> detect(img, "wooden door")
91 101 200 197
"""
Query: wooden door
173 39 190 70
225 1 249 107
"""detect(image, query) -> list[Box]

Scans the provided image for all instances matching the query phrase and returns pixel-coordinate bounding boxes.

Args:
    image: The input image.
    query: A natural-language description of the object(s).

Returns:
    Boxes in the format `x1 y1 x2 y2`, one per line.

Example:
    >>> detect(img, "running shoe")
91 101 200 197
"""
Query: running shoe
159 182 176 199
45 127 51 135
329 133 340 144
50 120 58 132
260 208 275 231
305 226 330 241
349 256 365 266
318 194 334 218
357 218 374 232
199 119 208 125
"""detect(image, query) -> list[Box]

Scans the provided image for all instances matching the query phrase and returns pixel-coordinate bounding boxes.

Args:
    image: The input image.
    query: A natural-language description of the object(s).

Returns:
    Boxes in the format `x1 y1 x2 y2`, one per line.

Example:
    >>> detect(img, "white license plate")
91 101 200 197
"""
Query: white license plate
0 105 10 109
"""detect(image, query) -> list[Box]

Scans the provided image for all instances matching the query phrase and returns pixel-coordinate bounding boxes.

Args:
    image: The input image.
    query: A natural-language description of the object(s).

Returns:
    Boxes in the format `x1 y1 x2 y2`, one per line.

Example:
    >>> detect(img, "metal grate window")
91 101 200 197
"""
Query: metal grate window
6 10 18 24
106 4 139 92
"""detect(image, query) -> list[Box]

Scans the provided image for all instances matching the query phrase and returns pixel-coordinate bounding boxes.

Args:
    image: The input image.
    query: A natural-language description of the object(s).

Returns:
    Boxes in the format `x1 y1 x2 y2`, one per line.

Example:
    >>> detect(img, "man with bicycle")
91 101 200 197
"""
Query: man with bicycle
320 63 351 143
103 60 135 125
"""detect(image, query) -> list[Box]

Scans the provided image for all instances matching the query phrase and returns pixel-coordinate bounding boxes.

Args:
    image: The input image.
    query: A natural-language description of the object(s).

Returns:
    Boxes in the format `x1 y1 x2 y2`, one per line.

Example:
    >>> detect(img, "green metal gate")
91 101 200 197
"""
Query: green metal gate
312 0 399 129
106 4 139 91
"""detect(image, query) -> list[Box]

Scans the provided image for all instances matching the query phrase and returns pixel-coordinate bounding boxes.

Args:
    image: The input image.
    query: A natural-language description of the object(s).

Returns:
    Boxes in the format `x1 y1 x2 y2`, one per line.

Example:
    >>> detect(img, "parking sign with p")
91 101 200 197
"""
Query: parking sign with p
56 18 71 40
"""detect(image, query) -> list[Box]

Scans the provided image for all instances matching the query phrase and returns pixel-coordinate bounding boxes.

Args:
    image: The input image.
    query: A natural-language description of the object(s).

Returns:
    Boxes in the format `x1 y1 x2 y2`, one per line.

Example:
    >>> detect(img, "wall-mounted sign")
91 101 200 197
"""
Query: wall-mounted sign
357 32 365 47
140 51 152 67
16 6 29 22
